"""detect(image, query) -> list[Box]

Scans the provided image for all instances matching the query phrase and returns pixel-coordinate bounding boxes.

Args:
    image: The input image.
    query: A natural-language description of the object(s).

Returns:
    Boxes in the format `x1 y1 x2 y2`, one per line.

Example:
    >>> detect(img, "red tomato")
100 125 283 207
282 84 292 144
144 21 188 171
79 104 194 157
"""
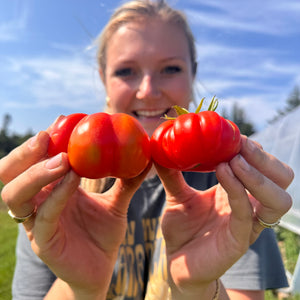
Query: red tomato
48 113 87 157
150 99 241 172
68 112 151 179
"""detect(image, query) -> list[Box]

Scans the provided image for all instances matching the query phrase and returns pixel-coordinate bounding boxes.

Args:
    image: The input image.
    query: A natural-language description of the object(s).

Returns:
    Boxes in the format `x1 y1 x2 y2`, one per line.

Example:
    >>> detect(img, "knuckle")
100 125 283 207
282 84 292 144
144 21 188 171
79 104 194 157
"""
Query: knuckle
286 165 295 183
281 192 293 213
274 160 295 190
0 185 8 205
251 171 266 188
1 183 14 207
253 146 268 168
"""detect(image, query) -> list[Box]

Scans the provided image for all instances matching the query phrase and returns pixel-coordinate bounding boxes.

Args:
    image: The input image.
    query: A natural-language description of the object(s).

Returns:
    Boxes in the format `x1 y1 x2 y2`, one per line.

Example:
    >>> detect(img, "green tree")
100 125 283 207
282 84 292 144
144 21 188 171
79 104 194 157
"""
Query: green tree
0 114 34 158
269 85 300 123
222 103 256 136
0 114 12 136
0 114 15 158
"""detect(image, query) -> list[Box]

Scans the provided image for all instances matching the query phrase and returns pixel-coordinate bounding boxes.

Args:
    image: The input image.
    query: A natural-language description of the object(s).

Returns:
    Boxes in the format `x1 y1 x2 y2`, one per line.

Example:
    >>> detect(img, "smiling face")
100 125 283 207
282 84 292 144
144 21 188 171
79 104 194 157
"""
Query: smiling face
101 18 195 137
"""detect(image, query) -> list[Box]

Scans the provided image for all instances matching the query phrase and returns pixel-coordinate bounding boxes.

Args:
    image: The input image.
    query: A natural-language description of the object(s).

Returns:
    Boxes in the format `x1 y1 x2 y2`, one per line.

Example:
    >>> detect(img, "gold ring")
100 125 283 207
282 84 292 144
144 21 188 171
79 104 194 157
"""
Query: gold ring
8 206 37 223
256 214 280 228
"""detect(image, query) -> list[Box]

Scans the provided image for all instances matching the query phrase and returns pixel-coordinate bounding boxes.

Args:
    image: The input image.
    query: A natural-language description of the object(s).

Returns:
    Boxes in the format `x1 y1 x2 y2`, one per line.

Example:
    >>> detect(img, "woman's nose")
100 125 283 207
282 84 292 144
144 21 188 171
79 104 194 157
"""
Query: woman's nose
136 74 161 100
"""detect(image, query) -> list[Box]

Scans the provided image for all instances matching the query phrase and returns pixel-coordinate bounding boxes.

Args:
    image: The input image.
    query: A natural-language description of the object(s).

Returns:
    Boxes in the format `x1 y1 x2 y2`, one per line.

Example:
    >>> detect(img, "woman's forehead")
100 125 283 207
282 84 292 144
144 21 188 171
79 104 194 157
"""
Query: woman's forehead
106 20 190 59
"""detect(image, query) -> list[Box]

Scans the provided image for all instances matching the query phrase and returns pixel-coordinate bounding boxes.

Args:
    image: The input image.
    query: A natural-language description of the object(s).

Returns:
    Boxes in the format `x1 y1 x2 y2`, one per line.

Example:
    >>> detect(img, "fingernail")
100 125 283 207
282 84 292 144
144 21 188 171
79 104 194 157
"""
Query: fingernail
225 163 235 178
248 138 258 151
45 153 62 169
247 138 263 151
237 155 250 172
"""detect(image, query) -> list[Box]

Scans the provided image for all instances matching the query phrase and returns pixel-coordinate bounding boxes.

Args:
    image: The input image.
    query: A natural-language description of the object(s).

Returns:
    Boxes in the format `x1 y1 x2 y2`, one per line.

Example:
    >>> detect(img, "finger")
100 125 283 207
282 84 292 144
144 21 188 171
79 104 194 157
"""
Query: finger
154 164 190 202
230 154 292 221
240 136 294 189
0 131 50 184
105 162 152 215
216 163 253 244
34 170 80 244
1 152 70 219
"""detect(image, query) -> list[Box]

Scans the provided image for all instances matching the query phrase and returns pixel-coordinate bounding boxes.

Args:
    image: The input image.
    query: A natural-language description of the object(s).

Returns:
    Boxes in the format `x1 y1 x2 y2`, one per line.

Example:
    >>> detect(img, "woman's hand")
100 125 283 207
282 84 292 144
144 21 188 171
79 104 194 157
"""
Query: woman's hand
156 135 293 298
0 130 149 299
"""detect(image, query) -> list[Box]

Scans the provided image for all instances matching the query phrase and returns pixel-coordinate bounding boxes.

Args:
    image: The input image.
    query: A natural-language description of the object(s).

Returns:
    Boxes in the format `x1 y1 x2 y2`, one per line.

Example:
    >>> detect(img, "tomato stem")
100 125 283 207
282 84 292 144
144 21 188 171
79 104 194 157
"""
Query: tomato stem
163 96 219 120
163 114 176 120
207 96 218 111
195 97 205 113
173 105 189 116
163 105 189 119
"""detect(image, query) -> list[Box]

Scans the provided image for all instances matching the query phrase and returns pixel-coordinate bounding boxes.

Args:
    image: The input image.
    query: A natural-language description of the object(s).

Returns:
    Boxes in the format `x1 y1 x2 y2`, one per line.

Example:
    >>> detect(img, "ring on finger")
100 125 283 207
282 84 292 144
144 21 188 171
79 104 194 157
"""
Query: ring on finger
8 206 37 223
255 214 281 228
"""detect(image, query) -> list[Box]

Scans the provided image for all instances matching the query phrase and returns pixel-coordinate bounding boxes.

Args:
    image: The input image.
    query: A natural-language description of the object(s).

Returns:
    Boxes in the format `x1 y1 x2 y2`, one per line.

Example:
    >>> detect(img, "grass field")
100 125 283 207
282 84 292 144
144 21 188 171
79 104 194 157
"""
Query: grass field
0 177 300 299
0 210 18 300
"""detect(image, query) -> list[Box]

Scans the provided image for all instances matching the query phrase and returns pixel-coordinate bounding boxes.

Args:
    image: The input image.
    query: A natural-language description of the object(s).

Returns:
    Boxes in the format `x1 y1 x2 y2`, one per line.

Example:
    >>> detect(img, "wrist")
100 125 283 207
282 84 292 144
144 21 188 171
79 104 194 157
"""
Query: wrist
168 279 220 300
68 281 108 300
71 288 106 300
46 278 107 300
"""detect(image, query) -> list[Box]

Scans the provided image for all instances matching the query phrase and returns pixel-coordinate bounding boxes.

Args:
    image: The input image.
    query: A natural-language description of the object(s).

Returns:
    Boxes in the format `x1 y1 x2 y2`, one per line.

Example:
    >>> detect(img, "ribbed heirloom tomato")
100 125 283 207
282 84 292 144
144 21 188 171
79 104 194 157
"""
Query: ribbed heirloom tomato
150 98 241 172
48 113 87 157
67 112 151 179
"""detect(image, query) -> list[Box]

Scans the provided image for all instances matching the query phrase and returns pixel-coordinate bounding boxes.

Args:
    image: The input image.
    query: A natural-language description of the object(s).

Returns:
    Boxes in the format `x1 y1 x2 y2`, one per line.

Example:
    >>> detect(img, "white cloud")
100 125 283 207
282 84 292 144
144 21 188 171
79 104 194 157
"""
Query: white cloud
262 60 300 76
195 42 276 77
0 2 29 41
193 40 300 100
1 54 106 110
185 0 300 35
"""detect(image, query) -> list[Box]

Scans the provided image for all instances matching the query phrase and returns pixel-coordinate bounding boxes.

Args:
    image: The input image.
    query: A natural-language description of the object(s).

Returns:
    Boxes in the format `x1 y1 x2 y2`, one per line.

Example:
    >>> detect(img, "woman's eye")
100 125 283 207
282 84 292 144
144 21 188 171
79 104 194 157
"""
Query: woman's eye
163 65 182 74
114 68 133 77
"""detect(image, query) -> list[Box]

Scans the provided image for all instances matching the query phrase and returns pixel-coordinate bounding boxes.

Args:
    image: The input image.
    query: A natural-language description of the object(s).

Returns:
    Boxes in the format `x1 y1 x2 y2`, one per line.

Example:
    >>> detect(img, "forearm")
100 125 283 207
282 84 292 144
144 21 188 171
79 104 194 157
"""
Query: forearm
169 279 229 300
44 278 107 300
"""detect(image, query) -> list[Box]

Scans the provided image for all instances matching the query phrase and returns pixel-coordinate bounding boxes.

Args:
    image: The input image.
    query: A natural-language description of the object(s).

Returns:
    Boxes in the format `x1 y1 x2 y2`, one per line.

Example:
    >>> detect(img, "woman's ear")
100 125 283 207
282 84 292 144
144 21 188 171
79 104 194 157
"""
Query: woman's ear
192 62 197 77
99 68 105 84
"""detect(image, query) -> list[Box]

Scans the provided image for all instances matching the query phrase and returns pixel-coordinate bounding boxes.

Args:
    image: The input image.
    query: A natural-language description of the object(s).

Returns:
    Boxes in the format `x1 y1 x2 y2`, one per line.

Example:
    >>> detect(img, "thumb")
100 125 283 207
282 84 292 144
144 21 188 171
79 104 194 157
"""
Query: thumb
106 162 152 214
154 163 190 202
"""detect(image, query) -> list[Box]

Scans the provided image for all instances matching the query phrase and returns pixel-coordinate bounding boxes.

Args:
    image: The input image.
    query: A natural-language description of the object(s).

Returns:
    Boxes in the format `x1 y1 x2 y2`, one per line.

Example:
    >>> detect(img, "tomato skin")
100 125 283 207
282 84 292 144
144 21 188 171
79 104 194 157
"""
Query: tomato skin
150 111 241 172
48 113 87 157
150 120 176 169
68 112 151 179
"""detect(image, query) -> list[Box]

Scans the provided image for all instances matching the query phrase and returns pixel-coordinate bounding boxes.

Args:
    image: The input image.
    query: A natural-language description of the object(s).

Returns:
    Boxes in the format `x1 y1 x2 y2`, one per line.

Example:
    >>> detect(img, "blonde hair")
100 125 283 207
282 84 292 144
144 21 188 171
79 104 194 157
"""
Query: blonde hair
97 0 197 78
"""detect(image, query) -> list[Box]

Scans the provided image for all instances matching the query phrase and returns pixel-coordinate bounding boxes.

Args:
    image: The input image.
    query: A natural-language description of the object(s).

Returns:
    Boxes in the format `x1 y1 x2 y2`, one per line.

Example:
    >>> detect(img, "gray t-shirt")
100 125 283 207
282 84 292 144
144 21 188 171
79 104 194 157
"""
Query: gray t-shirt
12 172 288 300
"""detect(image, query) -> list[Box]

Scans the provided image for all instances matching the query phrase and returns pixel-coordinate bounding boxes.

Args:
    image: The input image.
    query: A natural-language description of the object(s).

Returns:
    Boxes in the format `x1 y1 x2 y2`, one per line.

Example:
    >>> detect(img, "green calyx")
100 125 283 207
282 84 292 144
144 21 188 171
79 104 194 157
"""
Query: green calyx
164 96 219 120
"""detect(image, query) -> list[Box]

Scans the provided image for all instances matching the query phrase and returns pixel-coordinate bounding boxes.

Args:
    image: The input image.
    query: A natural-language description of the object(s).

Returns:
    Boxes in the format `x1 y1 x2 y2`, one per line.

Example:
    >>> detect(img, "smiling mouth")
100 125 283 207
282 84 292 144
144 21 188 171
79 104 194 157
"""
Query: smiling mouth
133 108 171 118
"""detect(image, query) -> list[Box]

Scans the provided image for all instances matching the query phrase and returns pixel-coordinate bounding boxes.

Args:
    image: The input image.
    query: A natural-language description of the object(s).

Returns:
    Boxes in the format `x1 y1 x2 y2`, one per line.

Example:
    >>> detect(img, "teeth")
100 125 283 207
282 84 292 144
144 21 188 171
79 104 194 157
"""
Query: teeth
135 109 167 117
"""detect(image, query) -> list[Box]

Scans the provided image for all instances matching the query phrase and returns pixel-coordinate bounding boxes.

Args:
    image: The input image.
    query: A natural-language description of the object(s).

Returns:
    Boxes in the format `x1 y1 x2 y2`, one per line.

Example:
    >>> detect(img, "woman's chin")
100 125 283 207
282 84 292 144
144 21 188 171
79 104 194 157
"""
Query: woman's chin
138 117 165 137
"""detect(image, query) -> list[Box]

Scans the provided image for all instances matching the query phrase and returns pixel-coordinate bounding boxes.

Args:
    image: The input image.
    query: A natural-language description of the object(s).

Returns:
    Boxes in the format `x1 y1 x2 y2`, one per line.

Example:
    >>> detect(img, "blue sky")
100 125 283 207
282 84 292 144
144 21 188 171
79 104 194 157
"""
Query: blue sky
1 0 300 135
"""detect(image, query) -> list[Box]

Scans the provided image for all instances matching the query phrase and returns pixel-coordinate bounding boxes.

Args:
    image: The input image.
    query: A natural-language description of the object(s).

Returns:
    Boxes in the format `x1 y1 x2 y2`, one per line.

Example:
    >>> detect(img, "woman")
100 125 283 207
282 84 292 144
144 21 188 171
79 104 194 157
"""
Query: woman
0 1 294 299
